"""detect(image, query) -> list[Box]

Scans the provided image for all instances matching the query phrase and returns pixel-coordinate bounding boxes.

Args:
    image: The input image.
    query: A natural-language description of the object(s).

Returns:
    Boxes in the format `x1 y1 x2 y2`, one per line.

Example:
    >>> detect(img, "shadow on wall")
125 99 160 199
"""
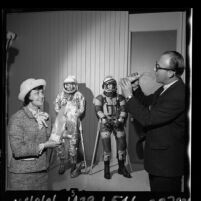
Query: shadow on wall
140 72 161 95
78 83 101 163
6 46 20 125
6 46 20 171
6 47 19 98
128 118 146 165
7 47 19 67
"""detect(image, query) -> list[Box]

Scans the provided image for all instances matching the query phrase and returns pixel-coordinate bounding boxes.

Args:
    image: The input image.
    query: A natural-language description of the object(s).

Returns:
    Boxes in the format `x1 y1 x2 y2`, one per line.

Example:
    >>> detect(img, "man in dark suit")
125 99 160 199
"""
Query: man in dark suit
120 51 188 192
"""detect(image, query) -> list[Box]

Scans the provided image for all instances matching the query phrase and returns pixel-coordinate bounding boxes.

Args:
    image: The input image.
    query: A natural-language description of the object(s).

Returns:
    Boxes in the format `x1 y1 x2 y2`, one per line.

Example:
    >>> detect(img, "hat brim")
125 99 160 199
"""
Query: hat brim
18 79 46 102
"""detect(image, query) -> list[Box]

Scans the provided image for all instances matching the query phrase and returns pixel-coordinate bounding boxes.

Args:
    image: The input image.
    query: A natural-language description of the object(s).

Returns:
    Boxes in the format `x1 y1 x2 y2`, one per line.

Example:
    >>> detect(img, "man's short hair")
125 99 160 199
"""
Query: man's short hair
163 51 185 76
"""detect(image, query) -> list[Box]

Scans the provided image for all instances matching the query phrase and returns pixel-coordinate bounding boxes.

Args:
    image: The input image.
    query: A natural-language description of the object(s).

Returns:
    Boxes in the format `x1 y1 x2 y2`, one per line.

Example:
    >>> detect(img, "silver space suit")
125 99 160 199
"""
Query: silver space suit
50 75 85 177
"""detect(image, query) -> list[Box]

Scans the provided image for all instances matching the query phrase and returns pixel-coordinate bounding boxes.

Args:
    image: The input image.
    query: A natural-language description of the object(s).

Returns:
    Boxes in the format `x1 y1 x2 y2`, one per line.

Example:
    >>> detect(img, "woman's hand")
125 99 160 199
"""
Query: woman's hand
38 140 61 155
44 140 61 148
38 143 45 155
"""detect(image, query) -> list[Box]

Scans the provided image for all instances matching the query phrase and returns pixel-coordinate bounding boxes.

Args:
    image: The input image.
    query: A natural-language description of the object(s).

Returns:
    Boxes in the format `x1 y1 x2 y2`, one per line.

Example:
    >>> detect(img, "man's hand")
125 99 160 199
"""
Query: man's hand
130 73 140 91
119 78 133 98
127 72 140 91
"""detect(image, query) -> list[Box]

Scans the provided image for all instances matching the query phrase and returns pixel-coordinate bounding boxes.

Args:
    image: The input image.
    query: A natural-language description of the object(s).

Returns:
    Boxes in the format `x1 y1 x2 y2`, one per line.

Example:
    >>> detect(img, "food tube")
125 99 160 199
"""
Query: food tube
127 73 143 84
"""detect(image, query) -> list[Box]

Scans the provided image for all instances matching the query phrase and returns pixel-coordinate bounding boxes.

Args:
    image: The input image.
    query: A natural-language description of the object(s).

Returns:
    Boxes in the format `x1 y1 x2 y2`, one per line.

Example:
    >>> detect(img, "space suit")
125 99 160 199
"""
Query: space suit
93 76 131 179
51 75 85 177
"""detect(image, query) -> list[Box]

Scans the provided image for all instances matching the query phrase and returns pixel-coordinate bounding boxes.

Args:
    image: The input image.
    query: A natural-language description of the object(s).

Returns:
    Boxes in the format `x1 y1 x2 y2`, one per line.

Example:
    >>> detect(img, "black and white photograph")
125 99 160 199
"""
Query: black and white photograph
1 8 192 200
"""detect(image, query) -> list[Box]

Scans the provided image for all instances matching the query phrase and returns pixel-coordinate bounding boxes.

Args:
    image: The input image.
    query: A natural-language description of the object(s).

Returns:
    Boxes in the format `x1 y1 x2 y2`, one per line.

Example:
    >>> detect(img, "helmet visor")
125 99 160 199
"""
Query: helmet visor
63 82 76 93
104 80 117 92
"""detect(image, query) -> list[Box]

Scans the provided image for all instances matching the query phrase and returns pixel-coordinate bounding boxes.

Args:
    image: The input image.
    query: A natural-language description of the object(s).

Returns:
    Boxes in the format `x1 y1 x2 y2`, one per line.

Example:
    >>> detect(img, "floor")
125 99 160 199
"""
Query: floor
48 158 150 191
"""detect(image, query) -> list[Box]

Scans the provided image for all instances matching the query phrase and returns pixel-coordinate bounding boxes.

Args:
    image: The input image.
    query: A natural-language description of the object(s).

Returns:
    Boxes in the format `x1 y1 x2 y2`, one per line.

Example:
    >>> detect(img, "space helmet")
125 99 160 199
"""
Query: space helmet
63 75 78 94
102 76 117 96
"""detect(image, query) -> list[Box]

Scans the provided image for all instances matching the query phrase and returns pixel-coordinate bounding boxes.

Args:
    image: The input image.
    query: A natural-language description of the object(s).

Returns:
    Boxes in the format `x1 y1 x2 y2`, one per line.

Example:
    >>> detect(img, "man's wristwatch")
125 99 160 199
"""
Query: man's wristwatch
126 94 133 101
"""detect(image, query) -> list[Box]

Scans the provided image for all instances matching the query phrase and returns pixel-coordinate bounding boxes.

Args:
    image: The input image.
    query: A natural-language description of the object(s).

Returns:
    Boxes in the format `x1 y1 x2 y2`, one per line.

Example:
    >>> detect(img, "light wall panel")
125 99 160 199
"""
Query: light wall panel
7 10 129 162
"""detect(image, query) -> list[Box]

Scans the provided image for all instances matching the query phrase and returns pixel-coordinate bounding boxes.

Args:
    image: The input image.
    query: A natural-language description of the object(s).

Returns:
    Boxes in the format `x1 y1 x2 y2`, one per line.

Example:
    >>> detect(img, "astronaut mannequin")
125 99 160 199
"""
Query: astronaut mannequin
93 76 131 179
52 75 85 177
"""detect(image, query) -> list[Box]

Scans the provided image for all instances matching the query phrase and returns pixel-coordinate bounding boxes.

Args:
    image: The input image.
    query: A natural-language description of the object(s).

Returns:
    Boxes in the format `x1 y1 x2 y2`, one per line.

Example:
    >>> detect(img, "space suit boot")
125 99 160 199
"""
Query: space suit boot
104 161 111 179
70 163 82 178
118 160 131 178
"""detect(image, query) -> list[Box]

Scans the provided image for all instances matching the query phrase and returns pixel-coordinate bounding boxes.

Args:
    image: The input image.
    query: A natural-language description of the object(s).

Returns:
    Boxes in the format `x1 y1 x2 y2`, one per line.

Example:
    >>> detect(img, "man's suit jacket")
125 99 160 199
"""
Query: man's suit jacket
126 78 187 177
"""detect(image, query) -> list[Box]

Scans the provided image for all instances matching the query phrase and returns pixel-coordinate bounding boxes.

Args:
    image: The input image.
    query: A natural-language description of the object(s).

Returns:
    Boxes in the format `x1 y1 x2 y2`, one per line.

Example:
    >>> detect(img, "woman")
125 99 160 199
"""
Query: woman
8 78 59 190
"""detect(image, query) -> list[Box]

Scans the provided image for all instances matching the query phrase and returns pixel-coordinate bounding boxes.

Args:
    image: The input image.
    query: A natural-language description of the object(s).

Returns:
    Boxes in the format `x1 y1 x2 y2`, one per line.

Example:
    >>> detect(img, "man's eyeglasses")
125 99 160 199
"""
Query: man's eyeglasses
155 61 175 72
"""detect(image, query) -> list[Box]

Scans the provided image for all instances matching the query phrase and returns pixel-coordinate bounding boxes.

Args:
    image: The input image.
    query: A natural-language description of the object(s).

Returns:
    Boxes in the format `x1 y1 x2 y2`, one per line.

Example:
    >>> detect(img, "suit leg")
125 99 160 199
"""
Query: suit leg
100 131 111 179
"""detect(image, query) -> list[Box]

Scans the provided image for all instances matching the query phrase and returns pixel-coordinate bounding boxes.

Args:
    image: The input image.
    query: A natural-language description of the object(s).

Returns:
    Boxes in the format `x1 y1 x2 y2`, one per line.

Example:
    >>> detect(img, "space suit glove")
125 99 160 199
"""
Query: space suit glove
101 117 108 124
101 117 113 131
118 117 124 123
115 118 125 130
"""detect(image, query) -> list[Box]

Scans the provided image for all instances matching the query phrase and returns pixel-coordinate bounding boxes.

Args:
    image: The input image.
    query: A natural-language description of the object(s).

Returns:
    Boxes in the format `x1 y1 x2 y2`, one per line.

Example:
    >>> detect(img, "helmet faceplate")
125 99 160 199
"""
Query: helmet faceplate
102 76 117 96
63 75 78 94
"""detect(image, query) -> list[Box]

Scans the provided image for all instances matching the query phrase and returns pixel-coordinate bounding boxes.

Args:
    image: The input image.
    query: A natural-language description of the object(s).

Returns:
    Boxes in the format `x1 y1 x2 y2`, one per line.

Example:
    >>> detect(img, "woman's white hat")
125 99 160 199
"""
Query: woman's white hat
18 78 46 102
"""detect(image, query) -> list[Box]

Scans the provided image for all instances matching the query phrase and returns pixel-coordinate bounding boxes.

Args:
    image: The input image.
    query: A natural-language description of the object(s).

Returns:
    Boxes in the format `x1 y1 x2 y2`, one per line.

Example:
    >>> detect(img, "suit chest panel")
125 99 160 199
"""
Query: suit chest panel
102 96 119 116
61 94 81 109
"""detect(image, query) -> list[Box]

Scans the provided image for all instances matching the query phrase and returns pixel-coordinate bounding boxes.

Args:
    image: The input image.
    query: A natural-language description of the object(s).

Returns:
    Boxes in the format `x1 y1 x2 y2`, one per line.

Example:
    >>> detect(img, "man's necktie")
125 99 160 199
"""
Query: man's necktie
149 86 164 110
157 86 164 96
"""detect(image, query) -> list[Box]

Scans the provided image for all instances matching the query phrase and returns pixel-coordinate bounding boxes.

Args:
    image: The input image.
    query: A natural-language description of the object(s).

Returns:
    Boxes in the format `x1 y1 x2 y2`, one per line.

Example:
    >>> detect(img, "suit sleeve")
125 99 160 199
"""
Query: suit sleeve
93 95 106 119
133 86 154 107
118 95 127 120
126 89 185 127
76 92 85 117
55 93 62 113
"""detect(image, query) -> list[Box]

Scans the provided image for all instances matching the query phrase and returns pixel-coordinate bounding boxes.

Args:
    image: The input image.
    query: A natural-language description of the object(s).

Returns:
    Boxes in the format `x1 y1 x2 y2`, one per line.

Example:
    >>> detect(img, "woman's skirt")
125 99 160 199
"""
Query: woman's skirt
8 171 48 190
